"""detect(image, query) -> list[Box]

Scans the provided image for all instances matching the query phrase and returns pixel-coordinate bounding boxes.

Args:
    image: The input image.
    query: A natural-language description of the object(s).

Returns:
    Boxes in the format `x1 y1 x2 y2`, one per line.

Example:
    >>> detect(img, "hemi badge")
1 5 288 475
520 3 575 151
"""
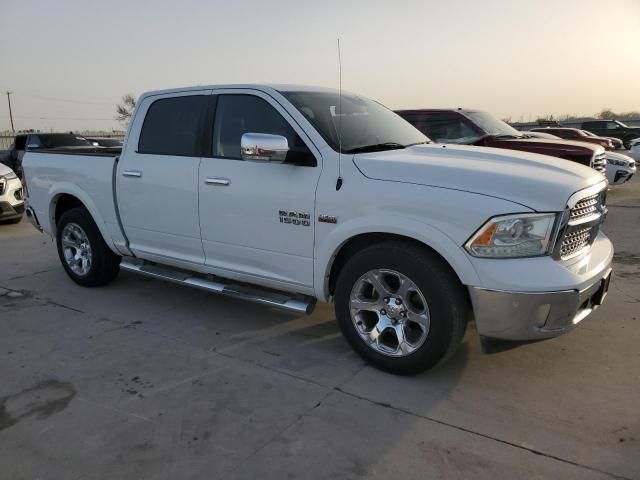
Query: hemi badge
318 214 338 224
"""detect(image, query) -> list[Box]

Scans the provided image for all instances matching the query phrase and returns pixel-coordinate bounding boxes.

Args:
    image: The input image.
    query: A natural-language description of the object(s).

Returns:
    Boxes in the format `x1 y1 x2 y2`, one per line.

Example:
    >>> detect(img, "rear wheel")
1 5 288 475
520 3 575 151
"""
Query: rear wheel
334 241 470 375
56 208 121 287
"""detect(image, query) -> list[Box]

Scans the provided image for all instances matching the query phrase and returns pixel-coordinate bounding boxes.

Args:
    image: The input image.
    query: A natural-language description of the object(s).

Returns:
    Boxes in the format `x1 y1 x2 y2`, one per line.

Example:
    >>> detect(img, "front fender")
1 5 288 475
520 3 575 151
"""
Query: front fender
314 215 480 301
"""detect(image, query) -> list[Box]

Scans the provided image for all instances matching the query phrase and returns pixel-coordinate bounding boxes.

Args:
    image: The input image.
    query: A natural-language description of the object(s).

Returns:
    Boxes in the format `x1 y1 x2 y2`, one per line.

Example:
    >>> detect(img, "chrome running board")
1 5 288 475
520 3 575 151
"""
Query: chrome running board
120 260 315 315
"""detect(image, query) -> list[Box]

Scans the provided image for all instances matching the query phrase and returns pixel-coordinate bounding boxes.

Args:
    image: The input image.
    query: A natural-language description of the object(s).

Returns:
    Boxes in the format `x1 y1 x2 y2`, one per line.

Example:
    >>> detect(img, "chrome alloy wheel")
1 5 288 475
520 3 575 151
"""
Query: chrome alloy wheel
61 222 93 276
349 269 430 357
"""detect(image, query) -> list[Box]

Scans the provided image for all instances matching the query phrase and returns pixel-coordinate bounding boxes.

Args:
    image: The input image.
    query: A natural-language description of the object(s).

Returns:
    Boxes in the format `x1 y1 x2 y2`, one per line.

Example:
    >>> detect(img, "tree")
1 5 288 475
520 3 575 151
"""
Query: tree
598 108 615 120
115 94 136 123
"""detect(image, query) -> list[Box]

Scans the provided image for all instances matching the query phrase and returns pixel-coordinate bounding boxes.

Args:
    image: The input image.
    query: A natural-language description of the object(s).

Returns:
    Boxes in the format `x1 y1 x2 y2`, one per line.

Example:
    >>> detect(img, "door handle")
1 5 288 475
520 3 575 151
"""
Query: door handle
122 170 142 178
205 177 230 186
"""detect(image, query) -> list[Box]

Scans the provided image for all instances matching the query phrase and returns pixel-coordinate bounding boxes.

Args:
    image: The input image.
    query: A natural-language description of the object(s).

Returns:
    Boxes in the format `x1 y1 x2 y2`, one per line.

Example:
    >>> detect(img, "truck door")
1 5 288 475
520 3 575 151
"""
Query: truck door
117 91 209 265
198 90 321 290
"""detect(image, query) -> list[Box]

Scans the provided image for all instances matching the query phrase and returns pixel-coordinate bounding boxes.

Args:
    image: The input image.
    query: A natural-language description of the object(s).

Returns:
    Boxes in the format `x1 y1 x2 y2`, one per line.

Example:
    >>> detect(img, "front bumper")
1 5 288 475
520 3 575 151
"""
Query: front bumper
468 233 613 341
0 201 24 220
469 267 611 340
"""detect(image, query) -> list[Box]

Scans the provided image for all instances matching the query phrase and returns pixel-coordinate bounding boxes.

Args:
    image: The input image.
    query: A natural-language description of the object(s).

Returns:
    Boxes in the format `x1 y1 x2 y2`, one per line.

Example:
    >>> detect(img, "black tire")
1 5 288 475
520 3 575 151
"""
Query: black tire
56 207 121 287
623 135 639 149
334 241 470 375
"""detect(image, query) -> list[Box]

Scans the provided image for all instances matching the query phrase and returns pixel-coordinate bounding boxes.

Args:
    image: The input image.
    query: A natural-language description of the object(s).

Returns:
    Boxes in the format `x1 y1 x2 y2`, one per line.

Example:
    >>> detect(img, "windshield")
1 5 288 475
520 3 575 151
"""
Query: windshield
616 120 628 128
281 91 429 153
464 111 523 138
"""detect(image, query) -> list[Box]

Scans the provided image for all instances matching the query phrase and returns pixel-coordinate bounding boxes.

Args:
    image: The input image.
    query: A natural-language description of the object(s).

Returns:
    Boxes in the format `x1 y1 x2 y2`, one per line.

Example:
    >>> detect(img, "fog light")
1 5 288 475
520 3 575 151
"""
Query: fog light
534 304 551 328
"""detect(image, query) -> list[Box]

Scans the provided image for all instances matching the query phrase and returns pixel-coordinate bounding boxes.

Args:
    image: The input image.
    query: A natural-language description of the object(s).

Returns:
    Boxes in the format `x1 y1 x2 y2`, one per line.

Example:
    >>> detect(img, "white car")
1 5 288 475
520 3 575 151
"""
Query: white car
605 151 636 185
0 163 24 224
22 84 613 374
629 138 640 162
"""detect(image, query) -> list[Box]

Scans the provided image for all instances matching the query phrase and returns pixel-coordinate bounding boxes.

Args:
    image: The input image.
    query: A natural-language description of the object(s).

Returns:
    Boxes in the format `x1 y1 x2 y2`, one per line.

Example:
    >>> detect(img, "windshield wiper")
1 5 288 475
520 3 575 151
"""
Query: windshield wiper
405 141 430 147
344 142 407 154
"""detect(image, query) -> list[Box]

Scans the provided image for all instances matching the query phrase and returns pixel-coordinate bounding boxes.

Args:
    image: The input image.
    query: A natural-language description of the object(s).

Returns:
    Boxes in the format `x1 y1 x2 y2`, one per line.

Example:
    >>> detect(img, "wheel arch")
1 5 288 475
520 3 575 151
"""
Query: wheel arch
48 185 117 252
316 220 480 302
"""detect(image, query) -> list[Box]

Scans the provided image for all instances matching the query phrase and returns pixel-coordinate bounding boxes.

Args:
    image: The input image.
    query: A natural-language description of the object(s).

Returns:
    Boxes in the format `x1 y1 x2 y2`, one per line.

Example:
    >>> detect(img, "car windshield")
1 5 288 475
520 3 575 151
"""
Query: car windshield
281 91 429 153
582 130 595 137
37 134 93 148
615 120 628 128
464 111 524 138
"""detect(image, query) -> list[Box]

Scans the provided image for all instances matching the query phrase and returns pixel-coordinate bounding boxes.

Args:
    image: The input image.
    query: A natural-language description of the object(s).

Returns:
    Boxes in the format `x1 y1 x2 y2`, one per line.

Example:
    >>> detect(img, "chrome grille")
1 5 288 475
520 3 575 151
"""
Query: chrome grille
560 226 592 259
592 152 606 173
556 185 607 260
570 194 599 221
0 178 5 195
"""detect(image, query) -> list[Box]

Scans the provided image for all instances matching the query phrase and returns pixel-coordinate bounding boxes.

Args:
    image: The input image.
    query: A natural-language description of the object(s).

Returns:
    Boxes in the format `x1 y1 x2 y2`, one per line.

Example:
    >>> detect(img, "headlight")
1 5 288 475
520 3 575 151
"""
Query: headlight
1 171 17 180
607 158 628 166
465 213 557 258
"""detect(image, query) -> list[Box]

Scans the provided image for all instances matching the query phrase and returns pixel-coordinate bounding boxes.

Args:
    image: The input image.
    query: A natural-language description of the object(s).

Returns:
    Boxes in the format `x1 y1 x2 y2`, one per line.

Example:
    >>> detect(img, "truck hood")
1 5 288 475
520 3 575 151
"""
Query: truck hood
352 144 604 212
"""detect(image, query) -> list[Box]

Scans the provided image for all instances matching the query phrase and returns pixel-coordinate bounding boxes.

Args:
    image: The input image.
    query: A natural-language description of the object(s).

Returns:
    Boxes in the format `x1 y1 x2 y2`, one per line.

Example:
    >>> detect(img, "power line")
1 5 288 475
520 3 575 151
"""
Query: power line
11 91 114 106
13 115 115 121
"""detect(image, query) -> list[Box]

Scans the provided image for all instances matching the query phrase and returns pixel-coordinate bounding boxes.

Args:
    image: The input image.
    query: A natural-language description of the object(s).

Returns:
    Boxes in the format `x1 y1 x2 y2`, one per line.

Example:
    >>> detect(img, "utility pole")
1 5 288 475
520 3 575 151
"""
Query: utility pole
6 92 15 133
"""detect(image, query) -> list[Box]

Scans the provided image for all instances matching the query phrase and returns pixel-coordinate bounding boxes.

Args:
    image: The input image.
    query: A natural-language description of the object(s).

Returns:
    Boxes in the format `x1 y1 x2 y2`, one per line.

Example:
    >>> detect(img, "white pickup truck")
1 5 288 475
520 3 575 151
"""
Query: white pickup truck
23 84 613 374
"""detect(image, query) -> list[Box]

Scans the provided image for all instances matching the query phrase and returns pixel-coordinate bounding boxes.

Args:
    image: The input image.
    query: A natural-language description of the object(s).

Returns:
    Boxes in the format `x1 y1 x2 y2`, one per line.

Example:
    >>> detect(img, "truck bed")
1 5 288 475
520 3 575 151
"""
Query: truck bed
22 150 128 254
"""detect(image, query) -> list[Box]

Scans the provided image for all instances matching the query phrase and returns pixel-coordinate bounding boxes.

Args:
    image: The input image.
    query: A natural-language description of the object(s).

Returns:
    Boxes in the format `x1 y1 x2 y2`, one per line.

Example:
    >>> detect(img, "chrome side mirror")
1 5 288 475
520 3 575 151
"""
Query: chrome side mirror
240 133 289 162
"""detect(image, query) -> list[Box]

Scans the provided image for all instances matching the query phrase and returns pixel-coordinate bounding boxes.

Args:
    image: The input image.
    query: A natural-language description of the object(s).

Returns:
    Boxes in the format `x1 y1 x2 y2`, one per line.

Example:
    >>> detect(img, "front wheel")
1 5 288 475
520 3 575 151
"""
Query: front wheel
623 136 640 149
56 207 121 287
334 241 470 375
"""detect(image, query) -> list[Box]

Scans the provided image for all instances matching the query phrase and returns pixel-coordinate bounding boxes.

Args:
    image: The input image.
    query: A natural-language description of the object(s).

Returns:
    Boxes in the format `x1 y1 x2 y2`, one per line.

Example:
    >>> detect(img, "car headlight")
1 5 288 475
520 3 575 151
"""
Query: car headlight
1 171 17 181
465 213 557 258
608 158 628 166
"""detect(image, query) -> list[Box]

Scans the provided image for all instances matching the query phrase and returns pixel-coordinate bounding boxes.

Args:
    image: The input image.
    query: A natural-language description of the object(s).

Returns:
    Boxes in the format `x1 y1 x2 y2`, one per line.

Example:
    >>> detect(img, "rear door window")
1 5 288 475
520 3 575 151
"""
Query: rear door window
138 95 207 156
14 135 27 150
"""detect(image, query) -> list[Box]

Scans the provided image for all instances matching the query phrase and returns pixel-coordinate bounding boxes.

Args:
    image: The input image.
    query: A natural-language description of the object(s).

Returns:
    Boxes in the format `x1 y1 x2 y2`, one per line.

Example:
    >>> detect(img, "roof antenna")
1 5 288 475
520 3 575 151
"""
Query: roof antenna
336 38 343 191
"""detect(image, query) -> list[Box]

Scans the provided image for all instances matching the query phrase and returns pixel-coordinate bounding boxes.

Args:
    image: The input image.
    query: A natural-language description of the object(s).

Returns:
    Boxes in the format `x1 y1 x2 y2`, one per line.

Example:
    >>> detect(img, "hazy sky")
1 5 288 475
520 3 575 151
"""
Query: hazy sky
1 0 639 132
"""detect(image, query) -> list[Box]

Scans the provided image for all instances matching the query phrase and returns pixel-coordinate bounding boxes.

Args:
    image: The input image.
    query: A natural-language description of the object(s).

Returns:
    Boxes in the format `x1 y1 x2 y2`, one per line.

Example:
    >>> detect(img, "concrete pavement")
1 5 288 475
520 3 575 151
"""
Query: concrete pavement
0 177 638 479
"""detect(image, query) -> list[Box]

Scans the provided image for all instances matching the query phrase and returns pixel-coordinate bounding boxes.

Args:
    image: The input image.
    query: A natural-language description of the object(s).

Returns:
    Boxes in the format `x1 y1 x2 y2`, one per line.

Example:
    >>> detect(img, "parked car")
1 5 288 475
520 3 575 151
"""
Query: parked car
0 163 25 224
582 130 624 150
629 138 640 161
530 127 614 150
1 133 95 179
604 152 635 185
85 137 124 148
396 108 607 174
522 131 561 140
23 84 612 375
581 120 640 149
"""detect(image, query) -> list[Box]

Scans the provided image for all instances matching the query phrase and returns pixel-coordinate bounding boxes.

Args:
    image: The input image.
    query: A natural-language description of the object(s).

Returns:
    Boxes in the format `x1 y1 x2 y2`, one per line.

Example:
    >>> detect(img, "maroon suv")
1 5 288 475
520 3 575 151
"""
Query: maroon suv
531 127 614 150
396 109 607 174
